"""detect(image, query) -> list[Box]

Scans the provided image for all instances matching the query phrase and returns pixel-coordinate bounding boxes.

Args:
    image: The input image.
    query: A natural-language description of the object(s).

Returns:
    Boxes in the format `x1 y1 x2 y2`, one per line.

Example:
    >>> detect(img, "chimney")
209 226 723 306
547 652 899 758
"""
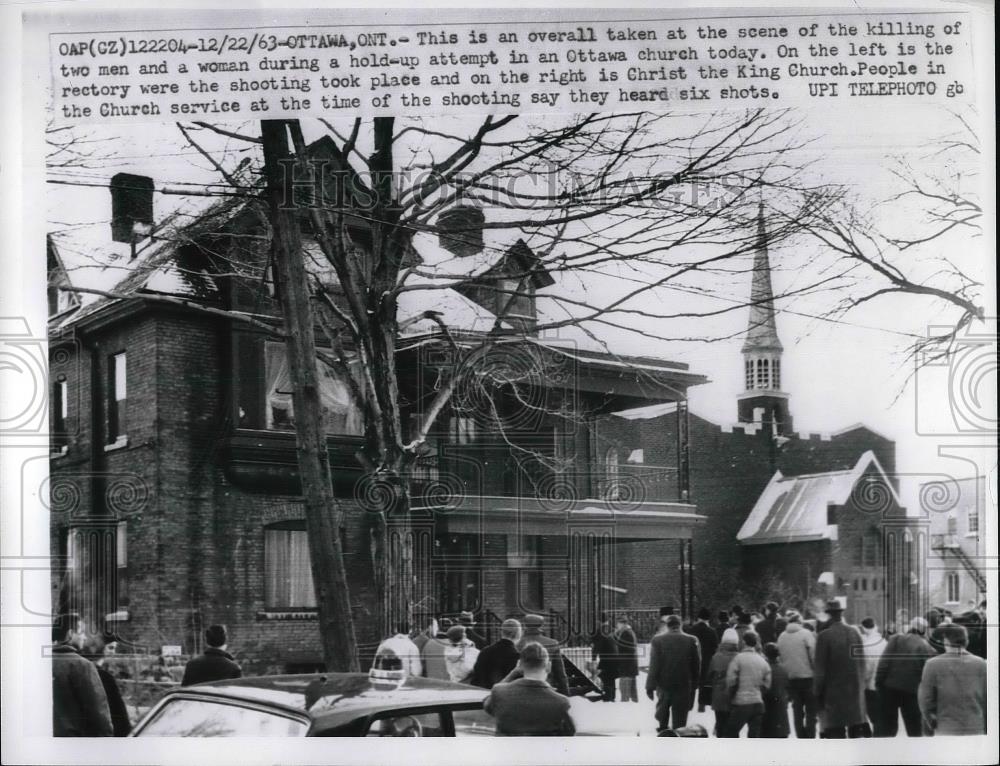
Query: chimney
110 173 154 246
436 205 485 257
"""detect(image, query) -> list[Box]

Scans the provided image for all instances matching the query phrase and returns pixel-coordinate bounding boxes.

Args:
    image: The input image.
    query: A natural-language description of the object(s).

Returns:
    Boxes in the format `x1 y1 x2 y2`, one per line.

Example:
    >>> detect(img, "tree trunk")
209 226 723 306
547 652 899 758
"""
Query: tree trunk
260 119 360 672
366 467 419 639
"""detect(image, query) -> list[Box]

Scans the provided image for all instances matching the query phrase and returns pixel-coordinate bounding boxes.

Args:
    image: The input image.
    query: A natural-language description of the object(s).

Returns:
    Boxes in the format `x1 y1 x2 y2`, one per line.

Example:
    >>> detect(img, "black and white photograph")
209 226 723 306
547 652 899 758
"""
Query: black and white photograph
0 2 995 764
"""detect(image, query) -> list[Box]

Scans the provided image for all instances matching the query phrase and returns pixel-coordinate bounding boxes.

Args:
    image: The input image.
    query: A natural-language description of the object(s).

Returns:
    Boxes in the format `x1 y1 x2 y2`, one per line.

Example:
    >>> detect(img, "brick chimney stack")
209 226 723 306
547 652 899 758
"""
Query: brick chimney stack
110 173 154 247
436 205 485 257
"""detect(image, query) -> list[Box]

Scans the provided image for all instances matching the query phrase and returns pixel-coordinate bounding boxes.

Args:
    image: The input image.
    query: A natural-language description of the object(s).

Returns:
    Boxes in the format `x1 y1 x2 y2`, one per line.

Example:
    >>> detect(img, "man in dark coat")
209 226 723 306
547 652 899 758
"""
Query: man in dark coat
614 615 639 702
714 610 731 643
502 614 569 695
470 618 522 689
756 602 779 646
181 624 243 686
875 617 937 737
761 642 790 737
83 634 131 736
646 614 701 731
687 608 719 711
51 614 113 736
813 600 867 738
590 617 619 701
484 643 575 736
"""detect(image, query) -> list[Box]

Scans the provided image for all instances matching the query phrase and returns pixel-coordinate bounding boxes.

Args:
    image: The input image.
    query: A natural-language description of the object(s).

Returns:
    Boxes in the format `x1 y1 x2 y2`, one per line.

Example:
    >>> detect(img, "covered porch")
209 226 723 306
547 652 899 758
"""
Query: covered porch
405 493 705 644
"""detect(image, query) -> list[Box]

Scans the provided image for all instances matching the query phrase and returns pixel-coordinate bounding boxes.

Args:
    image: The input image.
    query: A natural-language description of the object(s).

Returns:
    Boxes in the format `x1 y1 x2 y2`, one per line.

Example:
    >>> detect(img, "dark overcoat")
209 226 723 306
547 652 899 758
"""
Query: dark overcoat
181 647 243 686
813 620 866 729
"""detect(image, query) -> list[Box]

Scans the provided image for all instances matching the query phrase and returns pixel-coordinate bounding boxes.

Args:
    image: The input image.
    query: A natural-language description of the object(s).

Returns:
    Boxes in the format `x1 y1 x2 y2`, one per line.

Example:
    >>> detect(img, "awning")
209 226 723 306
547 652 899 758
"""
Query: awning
411 494 704 541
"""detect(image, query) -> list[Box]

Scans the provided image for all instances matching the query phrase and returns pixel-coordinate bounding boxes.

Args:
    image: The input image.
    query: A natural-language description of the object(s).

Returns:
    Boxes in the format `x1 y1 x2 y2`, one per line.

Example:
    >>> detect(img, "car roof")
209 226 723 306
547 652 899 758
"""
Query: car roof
164 673 489 731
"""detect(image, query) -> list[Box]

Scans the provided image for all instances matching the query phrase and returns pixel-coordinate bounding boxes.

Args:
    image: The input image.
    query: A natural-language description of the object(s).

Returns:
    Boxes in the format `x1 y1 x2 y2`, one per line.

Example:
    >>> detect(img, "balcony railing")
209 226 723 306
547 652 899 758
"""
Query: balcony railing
930 533 960 550
411 444 683 504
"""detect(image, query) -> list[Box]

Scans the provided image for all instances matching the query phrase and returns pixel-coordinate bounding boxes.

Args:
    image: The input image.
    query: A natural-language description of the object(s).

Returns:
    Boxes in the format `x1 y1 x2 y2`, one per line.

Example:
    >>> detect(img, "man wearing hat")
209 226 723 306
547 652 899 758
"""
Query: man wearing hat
687 608 719 712
646 614 701 732
182 624 242 686
501 614 570 695
813 599 867 738
459 611 487 650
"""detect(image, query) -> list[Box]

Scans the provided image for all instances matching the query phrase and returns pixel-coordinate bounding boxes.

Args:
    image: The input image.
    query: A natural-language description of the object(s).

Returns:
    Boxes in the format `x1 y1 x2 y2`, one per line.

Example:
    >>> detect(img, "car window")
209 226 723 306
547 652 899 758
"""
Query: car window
136 697 309 737
452 707 495 737
364 710 447 737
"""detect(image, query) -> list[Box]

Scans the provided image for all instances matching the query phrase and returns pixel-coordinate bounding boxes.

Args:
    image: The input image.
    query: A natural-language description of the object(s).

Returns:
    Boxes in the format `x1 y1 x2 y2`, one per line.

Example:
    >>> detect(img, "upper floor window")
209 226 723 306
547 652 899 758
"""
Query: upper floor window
264 341 363 435
52 378 68 453
48 283 78 317
745 360 753 389
107 352 127 443
773 359 781 389
968 506 979 535
450 416 477 445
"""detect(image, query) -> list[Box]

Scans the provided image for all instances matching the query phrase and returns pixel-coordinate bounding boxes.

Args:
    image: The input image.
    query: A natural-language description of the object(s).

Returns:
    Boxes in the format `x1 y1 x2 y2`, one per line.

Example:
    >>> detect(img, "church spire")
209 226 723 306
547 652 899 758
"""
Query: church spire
742 201 783 354
738 202 793 435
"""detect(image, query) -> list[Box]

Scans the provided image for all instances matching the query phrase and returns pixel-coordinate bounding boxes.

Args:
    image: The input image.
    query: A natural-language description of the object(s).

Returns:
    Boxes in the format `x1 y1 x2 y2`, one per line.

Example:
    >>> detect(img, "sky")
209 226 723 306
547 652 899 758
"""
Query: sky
43 102 996 513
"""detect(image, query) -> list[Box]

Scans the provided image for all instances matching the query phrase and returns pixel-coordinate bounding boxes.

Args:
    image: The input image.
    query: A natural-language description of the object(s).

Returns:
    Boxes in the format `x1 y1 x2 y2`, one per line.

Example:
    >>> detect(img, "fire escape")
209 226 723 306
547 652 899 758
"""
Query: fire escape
930 534 987 593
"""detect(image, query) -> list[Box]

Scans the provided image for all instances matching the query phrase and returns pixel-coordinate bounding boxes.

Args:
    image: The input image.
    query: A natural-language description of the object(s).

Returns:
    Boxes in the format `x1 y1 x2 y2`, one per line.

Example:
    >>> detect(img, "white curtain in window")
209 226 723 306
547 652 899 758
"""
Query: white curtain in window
265 342 363 435
265 529 316 608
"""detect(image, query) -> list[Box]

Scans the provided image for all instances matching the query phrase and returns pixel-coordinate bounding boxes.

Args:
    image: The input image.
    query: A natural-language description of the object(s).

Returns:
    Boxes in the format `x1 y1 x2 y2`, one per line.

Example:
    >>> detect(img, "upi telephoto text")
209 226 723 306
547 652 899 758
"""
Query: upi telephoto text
51 14 973 122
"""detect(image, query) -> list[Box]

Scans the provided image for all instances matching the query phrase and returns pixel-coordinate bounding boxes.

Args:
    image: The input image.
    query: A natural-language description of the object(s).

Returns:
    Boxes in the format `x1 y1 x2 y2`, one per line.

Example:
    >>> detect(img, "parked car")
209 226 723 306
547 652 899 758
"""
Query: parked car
130 671 490 737
131 670 709 737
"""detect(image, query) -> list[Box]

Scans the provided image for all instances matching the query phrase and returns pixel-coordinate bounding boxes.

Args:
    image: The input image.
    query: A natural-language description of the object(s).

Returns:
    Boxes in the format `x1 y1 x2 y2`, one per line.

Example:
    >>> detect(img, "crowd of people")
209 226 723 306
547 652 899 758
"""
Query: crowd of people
640 599 988 738
371 598 988 738
52 598 987 738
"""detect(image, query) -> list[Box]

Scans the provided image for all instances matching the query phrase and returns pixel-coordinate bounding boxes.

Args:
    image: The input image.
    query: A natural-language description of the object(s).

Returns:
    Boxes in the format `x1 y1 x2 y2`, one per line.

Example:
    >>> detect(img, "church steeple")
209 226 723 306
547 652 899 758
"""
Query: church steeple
738 203 793 435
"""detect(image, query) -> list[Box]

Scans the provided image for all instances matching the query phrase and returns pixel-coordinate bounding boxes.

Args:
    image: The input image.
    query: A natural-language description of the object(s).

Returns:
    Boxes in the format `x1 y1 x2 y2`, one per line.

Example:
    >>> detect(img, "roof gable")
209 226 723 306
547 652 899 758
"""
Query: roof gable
737 450 902 545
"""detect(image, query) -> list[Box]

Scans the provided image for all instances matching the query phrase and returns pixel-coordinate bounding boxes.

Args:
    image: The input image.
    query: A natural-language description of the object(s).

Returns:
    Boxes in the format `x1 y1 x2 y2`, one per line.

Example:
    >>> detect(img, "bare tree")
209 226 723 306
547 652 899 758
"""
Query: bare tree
47 104 988 670
161 111 838 667
790 111 984 370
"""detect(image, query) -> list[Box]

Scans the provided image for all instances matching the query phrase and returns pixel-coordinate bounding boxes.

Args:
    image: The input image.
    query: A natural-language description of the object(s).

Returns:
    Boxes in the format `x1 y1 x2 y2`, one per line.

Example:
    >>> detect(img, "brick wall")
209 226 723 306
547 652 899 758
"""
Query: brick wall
605 409 898 616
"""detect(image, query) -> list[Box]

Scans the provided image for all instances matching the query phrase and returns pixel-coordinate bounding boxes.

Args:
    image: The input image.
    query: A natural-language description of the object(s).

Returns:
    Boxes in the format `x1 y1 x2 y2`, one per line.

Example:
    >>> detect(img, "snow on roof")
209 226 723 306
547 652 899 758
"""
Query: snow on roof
529 340 696 376
50 194 245 329
613 402 680 420
737 450 902 545
396 277 504 335
408 230 508 284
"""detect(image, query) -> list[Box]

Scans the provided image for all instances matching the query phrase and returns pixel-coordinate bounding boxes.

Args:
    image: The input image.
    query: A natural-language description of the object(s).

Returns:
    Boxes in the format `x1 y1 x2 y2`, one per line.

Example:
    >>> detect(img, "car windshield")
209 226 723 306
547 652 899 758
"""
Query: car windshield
136 697 309 737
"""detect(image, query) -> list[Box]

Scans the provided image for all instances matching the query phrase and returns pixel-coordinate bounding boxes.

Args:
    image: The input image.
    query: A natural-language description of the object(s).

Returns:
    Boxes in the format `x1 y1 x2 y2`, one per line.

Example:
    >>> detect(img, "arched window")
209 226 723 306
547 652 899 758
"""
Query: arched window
773 358 781 389
745 359 754 389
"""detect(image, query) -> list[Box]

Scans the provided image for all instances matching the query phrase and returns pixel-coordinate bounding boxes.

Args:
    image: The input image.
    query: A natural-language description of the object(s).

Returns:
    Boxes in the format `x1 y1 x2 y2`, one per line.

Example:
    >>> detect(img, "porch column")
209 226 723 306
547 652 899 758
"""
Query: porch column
676 399 690 502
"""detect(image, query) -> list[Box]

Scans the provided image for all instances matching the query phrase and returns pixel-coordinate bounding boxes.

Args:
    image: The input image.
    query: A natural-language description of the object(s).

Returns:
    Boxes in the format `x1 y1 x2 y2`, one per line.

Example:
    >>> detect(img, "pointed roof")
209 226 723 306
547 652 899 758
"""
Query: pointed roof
737 451 903 545
742 203 782 353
